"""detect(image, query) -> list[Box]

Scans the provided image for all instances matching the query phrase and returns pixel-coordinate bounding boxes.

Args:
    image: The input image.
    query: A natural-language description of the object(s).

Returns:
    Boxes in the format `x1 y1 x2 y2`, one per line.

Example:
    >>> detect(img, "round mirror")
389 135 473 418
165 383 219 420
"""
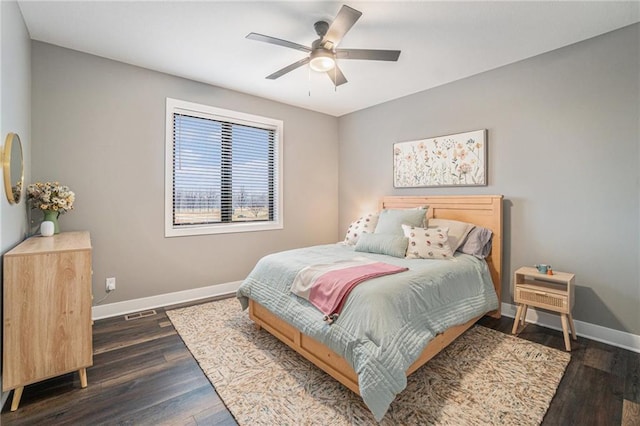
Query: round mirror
3 133 24 204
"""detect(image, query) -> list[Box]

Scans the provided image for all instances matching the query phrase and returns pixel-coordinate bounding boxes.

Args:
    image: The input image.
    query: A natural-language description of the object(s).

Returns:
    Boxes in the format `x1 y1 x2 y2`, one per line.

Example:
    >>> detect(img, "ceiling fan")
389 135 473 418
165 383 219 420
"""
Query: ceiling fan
246 4 401 87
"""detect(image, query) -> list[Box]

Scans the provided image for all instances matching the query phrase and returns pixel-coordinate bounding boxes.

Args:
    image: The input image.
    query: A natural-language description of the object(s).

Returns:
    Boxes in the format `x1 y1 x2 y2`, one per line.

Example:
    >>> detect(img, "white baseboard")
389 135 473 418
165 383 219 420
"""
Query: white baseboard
501 302 640 353
92 281 243 320
90 287 639 353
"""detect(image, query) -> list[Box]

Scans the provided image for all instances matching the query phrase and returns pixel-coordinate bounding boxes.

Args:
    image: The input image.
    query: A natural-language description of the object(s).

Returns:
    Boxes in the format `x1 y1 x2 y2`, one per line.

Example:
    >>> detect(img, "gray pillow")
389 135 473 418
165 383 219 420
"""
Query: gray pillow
354 233 409 258
457 226 493 258
374 207 427 236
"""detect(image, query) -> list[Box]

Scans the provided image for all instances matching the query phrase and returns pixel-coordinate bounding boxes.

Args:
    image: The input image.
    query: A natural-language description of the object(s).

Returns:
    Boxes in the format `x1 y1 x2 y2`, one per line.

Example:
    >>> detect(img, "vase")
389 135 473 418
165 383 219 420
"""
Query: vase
43 210 60 234
40 221 55 237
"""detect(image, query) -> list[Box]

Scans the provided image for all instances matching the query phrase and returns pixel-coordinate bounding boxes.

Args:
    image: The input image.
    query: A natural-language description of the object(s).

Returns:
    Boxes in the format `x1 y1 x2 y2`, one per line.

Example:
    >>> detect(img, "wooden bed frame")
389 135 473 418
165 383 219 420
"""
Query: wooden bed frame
249 195 503 396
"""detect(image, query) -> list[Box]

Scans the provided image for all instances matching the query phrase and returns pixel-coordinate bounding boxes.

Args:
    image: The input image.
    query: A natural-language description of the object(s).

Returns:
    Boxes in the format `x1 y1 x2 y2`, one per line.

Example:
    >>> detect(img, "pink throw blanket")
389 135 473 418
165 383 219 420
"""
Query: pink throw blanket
290 257 408 323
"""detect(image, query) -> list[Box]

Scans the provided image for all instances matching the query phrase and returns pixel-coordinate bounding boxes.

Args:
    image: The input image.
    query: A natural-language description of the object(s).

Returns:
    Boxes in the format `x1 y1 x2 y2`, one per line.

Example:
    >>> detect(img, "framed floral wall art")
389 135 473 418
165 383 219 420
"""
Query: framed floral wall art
393 129 487 188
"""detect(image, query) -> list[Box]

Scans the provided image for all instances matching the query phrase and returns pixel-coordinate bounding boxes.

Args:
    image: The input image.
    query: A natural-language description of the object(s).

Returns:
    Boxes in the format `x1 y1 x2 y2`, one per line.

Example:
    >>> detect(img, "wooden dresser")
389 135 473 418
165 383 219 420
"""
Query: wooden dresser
2 231 93 411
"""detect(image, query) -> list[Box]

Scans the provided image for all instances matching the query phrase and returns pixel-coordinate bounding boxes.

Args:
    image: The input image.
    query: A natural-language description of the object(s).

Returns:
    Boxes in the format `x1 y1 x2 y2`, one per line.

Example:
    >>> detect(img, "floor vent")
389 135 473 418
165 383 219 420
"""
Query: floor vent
124 309 157 321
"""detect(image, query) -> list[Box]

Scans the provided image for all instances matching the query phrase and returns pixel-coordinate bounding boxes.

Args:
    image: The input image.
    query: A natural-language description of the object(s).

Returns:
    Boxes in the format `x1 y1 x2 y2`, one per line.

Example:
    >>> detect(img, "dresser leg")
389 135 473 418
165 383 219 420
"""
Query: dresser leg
10 387 24 411
79 368 88 388
568 312 577 340
560 314 571 351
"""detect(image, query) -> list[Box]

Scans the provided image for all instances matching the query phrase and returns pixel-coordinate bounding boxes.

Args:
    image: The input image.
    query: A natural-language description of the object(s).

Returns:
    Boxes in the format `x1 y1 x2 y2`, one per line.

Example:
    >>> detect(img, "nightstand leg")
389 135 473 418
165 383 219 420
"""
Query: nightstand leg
10 386 24 411
560 314 571 351
568 312 577 340
512 304 524 334
520 305 528 326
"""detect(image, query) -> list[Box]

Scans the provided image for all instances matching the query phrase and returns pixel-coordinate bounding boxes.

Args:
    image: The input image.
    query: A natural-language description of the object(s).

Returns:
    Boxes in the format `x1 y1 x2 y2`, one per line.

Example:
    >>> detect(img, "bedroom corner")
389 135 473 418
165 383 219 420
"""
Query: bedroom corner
0 0 31 411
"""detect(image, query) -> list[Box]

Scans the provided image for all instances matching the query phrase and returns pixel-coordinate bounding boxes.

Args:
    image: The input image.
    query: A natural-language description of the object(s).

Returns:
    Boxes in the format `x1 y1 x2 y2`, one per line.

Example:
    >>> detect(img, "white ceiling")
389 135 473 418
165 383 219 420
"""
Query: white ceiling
18 1 640 117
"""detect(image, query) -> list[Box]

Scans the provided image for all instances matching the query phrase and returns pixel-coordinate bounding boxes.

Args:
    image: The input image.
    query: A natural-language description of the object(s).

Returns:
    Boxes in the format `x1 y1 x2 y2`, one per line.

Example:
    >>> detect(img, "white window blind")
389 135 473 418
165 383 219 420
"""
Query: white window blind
165 98 283 237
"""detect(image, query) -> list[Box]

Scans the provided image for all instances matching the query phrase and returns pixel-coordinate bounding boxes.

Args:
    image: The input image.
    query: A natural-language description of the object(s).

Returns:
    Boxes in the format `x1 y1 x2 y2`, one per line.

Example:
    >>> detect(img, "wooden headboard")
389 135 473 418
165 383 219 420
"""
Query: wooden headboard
380 195 503 318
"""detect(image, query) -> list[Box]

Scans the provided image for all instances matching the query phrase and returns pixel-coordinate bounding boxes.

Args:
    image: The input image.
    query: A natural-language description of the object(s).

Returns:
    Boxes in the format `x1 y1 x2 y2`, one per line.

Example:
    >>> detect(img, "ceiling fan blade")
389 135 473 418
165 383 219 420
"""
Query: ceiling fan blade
336 49 401 61
322 5 362 49
266 57 311 80
326 64 348 86
246 32 311 53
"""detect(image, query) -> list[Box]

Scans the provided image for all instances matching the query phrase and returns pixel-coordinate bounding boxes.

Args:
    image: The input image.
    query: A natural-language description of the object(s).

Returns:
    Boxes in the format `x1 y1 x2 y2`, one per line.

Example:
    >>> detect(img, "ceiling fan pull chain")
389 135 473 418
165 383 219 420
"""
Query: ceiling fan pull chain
308 64 312 97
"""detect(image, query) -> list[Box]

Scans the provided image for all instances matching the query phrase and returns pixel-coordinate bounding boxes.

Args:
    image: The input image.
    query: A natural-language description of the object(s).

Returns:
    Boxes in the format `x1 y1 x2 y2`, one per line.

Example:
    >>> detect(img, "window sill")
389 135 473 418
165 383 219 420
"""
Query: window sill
165 220 283 237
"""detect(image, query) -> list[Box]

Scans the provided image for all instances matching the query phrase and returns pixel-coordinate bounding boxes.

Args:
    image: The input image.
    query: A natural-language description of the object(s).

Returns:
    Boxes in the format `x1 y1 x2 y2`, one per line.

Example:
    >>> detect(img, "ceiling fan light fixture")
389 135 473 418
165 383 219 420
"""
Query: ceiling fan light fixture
309 49 335 72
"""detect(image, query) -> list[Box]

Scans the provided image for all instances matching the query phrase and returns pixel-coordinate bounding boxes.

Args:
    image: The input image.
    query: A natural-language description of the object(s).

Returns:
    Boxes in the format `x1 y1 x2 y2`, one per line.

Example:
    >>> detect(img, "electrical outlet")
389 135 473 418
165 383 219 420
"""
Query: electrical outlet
106 277 116 292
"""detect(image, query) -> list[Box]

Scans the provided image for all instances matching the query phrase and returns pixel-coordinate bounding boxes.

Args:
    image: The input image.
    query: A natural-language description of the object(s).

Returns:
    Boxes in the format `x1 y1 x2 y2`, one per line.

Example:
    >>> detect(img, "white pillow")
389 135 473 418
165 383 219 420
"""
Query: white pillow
402 224 454 260
344 213 379 246
428 218 475 252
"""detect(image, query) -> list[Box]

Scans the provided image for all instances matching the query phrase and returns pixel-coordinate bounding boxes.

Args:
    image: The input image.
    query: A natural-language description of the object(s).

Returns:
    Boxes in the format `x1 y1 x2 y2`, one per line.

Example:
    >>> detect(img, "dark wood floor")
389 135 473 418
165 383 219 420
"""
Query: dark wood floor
477 316 640 426
2 299 639 425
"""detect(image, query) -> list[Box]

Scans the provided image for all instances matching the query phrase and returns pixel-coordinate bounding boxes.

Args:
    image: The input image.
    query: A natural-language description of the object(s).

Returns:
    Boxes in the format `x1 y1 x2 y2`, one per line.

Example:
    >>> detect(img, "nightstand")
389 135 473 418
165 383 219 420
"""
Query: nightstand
511 266 576 351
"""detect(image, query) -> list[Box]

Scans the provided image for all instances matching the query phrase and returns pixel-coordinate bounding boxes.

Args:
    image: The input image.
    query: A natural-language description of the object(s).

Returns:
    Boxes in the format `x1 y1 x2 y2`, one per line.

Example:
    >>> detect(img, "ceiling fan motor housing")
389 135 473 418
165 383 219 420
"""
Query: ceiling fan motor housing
314 21 329 37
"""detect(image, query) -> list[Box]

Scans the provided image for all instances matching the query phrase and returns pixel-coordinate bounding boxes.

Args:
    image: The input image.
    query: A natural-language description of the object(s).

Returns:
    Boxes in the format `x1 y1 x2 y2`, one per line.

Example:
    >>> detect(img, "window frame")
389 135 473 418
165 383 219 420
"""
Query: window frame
165 98 283 237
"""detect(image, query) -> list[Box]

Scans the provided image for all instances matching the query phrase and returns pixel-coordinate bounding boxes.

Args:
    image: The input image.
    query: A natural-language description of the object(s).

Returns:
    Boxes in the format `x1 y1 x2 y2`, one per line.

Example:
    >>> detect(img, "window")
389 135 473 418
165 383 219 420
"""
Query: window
165 98 283 236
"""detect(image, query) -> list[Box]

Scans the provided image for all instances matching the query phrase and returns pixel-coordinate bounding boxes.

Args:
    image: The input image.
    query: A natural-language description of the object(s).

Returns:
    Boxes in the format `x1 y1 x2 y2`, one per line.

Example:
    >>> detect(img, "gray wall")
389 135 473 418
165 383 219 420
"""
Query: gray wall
1 0 31 406
338 24 640 335
1 2 31 248
31 42 339 304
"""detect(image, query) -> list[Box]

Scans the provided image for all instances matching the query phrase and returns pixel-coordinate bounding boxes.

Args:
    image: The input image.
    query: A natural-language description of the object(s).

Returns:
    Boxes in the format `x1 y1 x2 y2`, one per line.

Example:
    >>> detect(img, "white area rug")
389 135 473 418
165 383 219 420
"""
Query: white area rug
167 298 570 425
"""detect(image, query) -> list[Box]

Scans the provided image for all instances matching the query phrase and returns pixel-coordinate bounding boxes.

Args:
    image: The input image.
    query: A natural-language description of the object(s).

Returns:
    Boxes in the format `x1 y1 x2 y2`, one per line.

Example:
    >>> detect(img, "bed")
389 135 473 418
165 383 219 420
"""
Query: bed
237 195 503 420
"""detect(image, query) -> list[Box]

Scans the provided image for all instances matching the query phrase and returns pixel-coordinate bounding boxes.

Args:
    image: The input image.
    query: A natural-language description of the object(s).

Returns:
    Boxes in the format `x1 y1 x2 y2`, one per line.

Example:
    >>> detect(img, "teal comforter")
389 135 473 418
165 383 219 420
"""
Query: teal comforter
237 244 498 421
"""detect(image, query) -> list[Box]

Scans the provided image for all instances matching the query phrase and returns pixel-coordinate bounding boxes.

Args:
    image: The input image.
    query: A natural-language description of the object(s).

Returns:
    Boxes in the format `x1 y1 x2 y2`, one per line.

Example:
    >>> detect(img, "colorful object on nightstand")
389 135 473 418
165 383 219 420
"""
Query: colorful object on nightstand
535 264 551 274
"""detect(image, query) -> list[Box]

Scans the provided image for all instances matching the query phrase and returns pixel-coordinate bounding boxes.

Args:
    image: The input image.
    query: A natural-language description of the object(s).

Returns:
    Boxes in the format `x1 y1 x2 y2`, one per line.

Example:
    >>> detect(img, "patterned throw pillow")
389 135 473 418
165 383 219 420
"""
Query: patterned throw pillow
402 224 454 260
344 213 380 246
